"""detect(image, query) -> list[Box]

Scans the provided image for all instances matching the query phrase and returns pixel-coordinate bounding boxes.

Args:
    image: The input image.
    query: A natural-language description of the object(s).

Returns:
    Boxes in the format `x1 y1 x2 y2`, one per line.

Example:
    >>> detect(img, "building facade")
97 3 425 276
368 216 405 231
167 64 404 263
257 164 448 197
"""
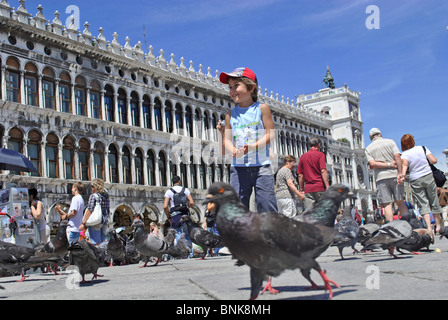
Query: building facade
0 1 375 235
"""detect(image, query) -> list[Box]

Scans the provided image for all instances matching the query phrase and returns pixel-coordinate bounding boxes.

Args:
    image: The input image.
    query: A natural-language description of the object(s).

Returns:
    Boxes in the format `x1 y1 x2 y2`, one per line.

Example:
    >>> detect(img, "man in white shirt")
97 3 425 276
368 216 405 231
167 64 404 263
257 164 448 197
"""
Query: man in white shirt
56 182 84 244
366 128 409 222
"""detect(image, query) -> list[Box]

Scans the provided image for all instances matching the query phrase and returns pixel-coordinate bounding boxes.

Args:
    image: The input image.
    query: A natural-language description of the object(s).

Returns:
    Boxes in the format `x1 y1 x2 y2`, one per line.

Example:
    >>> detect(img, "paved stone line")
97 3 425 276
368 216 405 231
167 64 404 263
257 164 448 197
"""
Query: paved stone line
188 278 220 300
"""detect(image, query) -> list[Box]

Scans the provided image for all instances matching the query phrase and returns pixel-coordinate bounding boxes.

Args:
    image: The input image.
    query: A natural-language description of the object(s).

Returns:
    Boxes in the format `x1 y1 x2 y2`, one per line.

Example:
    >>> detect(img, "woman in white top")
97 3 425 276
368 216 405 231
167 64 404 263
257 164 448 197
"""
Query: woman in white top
399 134 443 233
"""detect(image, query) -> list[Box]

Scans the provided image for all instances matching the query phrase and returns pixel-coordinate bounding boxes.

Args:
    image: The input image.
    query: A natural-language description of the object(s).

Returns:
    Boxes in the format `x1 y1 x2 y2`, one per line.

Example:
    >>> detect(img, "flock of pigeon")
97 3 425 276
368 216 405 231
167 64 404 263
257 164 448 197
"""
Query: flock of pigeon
0 182 447 299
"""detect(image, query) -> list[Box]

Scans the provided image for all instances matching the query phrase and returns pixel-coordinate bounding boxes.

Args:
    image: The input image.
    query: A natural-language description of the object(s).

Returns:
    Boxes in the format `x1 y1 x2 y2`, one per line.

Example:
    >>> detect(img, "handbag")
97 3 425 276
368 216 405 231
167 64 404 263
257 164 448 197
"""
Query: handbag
86 193 102 227
423 146 447 188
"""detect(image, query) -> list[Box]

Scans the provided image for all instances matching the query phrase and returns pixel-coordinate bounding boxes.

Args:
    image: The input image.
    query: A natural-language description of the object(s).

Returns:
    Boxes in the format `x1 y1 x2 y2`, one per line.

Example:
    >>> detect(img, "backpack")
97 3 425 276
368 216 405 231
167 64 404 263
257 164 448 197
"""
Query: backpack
170 187 189 214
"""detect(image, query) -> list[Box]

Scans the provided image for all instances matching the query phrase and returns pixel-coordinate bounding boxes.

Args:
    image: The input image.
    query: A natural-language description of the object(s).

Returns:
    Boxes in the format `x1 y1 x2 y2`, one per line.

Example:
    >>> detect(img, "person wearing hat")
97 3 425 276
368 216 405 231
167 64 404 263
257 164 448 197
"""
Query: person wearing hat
365 128 409 222
217 66 278 295
217 67 278 214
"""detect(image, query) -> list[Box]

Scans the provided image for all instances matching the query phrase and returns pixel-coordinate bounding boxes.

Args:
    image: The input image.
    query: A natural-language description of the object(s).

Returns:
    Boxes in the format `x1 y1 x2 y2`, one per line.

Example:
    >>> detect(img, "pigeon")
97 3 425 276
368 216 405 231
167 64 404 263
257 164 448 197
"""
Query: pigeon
365 219 413 258
439 226 448 240
164 233 192 259
396 228 434 254
68 239 105 283
400 210 424 229
131 219 172 267
105 227 126 267
331 206 360 259
0 240 60 282
36 220 70 274
357 223 380 252
179 215 225 260
204 182 355 300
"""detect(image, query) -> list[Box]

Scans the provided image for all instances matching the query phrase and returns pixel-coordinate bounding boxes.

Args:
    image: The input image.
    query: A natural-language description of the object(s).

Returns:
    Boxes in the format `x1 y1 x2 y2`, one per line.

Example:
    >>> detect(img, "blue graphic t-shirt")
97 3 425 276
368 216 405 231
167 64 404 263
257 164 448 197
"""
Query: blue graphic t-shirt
229 102 271 167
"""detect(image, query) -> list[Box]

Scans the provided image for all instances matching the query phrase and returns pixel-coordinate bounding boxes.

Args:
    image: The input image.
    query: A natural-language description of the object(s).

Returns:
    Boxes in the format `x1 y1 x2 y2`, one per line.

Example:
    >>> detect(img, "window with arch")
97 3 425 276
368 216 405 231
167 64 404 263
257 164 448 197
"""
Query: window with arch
175 103 183 133
194 109 201 138
78 138 90 181
212 114 219 141
135 148 144 185
158 151 167 186
62 136 75 179
203 111 210 140
199 159 207 189
154 97 162 131
165 100 173 133
27 130 42 177
104 84 115 122
122 146 132 184
130 91 140 127
75 76 87 116
118 88 127 125
142 95 151 129
8 127 24 174
59 72 71 113
90 80 101 119
45 133 59 178
42 67 56 109
185 106 193 137
6 57 20 103
108 144 118 183
180 162 188 188
93 141 105 180
147 150 156 186
189 156 198 189
24 63 38 106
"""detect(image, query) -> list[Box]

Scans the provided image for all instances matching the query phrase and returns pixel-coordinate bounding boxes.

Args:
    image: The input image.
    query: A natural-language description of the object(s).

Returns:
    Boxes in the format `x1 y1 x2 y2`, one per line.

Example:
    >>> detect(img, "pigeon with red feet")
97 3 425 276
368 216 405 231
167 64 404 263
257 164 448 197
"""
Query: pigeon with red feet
68 239 105 283
204 182 355 300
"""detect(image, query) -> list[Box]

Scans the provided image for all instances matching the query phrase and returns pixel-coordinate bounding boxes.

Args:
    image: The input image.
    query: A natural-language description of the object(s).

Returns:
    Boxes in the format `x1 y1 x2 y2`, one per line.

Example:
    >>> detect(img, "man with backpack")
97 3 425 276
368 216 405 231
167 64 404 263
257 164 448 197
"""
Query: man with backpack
163 176 195 256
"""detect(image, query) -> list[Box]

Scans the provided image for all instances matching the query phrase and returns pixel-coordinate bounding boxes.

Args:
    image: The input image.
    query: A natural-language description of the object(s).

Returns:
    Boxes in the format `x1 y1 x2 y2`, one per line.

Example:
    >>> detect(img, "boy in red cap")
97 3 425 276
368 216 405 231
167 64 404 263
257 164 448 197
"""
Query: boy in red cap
218 67 277 214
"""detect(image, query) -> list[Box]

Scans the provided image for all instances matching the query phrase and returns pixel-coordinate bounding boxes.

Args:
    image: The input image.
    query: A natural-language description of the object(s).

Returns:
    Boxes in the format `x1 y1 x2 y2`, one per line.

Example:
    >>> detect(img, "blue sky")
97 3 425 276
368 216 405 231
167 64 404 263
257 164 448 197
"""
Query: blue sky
26 0 448 172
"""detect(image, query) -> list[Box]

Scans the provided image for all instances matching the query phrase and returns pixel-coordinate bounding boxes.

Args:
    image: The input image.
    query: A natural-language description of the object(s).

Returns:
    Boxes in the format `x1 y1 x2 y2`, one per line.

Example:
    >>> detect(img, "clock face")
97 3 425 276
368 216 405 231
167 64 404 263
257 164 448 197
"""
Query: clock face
357 165 364 183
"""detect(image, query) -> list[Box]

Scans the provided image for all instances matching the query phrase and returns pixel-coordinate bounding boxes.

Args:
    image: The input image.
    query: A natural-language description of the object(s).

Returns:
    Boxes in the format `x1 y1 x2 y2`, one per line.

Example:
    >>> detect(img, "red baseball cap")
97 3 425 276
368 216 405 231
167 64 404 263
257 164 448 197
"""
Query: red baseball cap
219 67 257 84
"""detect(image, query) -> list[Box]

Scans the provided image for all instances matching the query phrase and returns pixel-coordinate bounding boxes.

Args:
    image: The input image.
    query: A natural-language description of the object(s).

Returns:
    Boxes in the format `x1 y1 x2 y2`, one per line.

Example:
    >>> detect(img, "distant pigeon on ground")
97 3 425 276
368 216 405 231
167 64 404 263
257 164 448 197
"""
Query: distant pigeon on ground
179 215 225 260
0 240 60 282
105 227 126 266
204 182 355 300
68 239 105 283
165 233 192 259
396 228 434 254
131 219 172 267
365 219 413 258
357 223 380 252
331 206 360 259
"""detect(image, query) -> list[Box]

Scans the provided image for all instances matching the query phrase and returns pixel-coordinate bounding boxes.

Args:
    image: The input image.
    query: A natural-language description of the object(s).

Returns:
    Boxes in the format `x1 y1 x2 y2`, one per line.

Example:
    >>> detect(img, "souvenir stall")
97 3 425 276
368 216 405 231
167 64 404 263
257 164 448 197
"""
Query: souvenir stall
0 188 40 247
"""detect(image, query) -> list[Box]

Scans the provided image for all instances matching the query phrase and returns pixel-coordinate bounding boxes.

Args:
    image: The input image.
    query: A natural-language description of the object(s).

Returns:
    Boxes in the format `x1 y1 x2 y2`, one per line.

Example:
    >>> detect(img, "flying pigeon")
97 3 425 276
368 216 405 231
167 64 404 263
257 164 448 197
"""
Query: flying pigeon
68 239 105 283
331 206 360 259
204 182 355 300
179 215 225 260
365 219 413 258
396 228 434 254
0 240 60 282
131 219 172 267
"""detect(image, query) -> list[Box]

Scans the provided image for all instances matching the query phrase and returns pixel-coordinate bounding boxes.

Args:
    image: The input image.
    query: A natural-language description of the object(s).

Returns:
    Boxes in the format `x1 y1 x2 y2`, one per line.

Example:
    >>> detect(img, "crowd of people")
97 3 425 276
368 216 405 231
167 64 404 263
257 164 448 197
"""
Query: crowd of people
23 67 447 256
